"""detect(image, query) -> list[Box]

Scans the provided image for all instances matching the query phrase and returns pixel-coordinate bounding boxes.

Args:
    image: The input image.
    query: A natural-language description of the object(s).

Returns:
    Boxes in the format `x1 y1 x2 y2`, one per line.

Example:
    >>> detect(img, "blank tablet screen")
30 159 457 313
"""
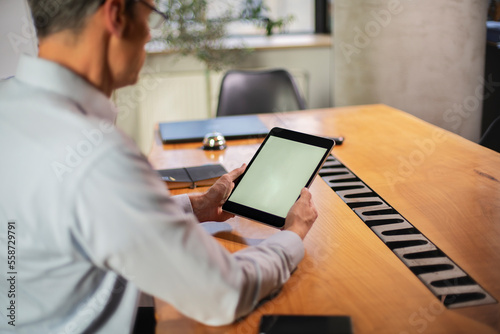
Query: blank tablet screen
223 127 334 228
228 136 328 218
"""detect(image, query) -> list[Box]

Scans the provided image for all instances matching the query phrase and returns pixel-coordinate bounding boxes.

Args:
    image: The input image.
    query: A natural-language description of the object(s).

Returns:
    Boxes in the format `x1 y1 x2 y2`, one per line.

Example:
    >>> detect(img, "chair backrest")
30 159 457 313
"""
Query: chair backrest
216 69 306 117
479 116 500 153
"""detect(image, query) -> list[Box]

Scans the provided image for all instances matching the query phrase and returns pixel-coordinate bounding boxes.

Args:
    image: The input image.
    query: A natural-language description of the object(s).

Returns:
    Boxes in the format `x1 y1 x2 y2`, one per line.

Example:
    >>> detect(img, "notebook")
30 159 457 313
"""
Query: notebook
157 164 228 189
159 115 269 143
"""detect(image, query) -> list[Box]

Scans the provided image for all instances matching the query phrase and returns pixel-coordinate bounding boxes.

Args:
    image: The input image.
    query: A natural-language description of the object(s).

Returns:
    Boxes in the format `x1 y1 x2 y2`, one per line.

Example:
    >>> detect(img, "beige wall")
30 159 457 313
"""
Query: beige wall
333 0 488 142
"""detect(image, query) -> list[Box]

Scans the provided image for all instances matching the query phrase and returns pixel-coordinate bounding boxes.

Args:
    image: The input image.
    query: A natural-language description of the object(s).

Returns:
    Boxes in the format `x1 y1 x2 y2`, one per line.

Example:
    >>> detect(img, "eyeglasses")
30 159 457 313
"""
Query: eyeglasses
99 0 168 30
135 0 168 30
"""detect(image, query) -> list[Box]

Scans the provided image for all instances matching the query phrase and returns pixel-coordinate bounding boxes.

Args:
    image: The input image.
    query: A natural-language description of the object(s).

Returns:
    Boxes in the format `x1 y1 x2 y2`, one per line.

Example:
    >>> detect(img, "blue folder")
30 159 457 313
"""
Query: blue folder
159 115 269 143
487 21 500 43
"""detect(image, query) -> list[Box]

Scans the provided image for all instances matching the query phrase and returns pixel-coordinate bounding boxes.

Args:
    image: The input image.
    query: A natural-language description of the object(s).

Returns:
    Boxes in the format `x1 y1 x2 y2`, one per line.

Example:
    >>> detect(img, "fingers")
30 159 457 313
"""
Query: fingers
299 187 312 201
208 164 246 207
302 188 317 218
283 188 317 239
196 164 247 223
227 164 246 182
217 210 235 222
220 164 246 199
298 188 315 213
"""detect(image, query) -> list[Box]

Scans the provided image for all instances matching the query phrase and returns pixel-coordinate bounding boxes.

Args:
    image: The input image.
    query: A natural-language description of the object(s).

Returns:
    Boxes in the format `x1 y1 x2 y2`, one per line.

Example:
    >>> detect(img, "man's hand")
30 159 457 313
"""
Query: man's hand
188 165 246 223
283 188 318 240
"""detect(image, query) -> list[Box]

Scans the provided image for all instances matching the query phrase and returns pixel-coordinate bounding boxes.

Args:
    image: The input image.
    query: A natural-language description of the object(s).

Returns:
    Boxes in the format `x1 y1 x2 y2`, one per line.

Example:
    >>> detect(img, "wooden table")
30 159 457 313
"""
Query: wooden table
147 104 500 334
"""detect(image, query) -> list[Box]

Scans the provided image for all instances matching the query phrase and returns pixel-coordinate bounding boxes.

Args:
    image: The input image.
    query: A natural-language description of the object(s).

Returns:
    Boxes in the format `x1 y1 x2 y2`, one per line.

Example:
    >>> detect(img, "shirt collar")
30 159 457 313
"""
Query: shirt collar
15 55 118 124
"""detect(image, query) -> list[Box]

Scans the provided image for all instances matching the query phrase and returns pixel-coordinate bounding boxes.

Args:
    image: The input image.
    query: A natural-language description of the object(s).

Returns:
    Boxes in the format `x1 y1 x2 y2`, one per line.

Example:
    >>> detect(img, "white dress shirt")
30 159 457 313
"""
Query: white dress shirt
0 56 304 333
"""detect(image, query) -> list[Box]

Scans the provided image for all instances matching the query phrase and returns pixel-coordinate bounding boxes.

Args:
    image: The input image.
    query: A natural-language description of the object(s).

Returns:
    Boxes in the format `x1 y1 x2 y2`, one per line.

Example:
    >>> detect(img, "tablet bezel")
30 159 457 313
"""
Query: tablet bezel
222 127 335 228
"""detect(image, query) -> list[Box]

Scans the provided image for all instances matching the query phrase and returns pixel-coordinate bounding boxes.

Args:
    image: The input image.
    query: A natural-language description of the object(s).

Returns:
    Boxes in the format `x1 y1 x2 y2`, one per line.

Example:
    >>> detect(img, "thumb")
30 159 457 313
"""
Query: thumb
228 164 246 182
300 188 311 200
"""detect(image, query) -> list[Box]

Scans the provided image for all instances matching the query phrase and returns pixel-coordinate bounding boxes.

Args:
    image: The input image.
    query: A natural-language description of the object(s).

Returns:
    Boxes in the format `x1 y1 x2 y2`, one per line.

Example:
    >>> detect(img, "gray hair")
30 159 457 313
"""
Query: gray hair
27 0 135 39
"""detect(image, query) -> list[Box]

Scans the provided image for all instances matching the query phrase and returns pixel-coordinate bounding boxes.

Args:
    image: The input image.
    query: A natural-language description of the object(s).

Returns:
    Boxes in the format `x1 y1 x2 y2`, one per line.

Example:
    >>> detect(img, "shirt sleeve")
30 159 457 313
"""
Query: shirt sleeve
72 143 304 326
171 194 193 214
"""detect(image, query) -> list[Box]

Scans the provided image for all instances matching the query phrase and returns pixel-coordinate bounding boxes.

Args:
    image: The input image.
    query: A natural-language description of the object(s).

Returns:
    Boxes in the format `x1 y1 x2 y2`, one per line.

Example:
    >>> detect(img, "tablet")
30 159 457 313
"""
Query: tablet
259 315 352 334
222 127 334 228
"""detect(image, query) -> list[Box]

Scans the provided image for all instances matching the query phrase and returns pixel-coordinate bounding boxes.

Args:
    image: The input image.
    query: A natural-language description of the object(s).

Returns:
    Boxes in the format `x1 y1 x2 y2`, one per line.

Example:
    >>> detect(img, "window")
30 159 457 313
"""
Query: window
207 0 330 36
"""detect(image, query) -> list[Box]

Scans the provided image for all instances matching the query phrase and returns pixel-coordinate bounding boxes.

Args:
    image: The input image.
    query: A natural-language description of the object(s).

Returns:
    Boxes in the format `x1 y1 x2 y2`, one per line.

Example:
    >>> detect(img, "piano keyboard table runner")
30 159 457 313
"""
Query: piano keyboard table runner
318 155 496 308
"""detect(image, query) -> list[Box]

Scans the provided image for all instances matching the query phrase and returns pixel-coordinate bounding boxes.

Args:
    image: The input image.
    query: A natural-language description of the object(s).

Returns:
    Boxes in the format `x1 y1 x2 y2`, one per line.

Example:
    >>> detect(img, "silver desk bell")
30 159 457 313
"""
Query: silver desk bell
202 132 227 150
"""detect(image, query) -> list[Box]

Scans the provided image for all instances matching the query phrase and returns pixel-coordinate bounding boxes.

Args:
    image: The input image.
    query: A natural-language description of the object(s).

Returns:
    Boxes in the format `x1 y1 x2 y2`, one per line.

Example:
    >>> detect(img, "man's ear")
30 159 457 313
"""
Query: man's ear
102 0 128 37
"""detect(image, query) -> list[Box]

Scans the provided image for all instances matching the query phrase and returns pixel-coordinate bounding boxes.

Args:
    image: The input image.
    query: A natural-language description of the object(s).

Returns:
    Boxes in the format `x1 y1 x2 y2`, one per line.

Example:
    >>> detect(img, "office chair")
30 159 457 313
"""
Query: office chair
216 69 306 117
479 115 500 153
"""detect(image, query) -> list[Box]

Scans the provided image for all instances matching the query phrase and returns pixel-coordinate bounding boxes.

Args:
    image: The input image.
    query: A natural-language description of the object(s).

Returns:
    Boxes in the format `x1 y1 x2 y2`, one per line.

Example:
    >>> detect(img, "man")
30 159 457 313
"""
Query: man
0 0 318 332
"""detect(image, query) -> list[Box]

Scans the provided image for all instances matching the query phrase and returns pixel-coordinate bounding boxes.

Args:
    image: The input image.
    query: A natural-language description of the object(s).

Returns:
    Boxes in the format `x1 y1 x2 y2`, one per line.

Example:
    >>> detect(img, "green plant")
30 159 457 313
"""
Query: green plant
240 0 294 36
150 0 293 71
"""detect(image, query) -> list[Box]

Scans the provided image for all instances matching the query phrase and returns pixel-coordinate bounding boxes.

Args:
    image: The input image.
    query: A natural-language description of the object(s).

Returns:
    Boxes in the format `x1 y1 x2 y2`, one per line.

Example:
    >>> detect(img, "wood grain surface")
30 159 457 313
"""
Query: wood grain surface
148 104 500 334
